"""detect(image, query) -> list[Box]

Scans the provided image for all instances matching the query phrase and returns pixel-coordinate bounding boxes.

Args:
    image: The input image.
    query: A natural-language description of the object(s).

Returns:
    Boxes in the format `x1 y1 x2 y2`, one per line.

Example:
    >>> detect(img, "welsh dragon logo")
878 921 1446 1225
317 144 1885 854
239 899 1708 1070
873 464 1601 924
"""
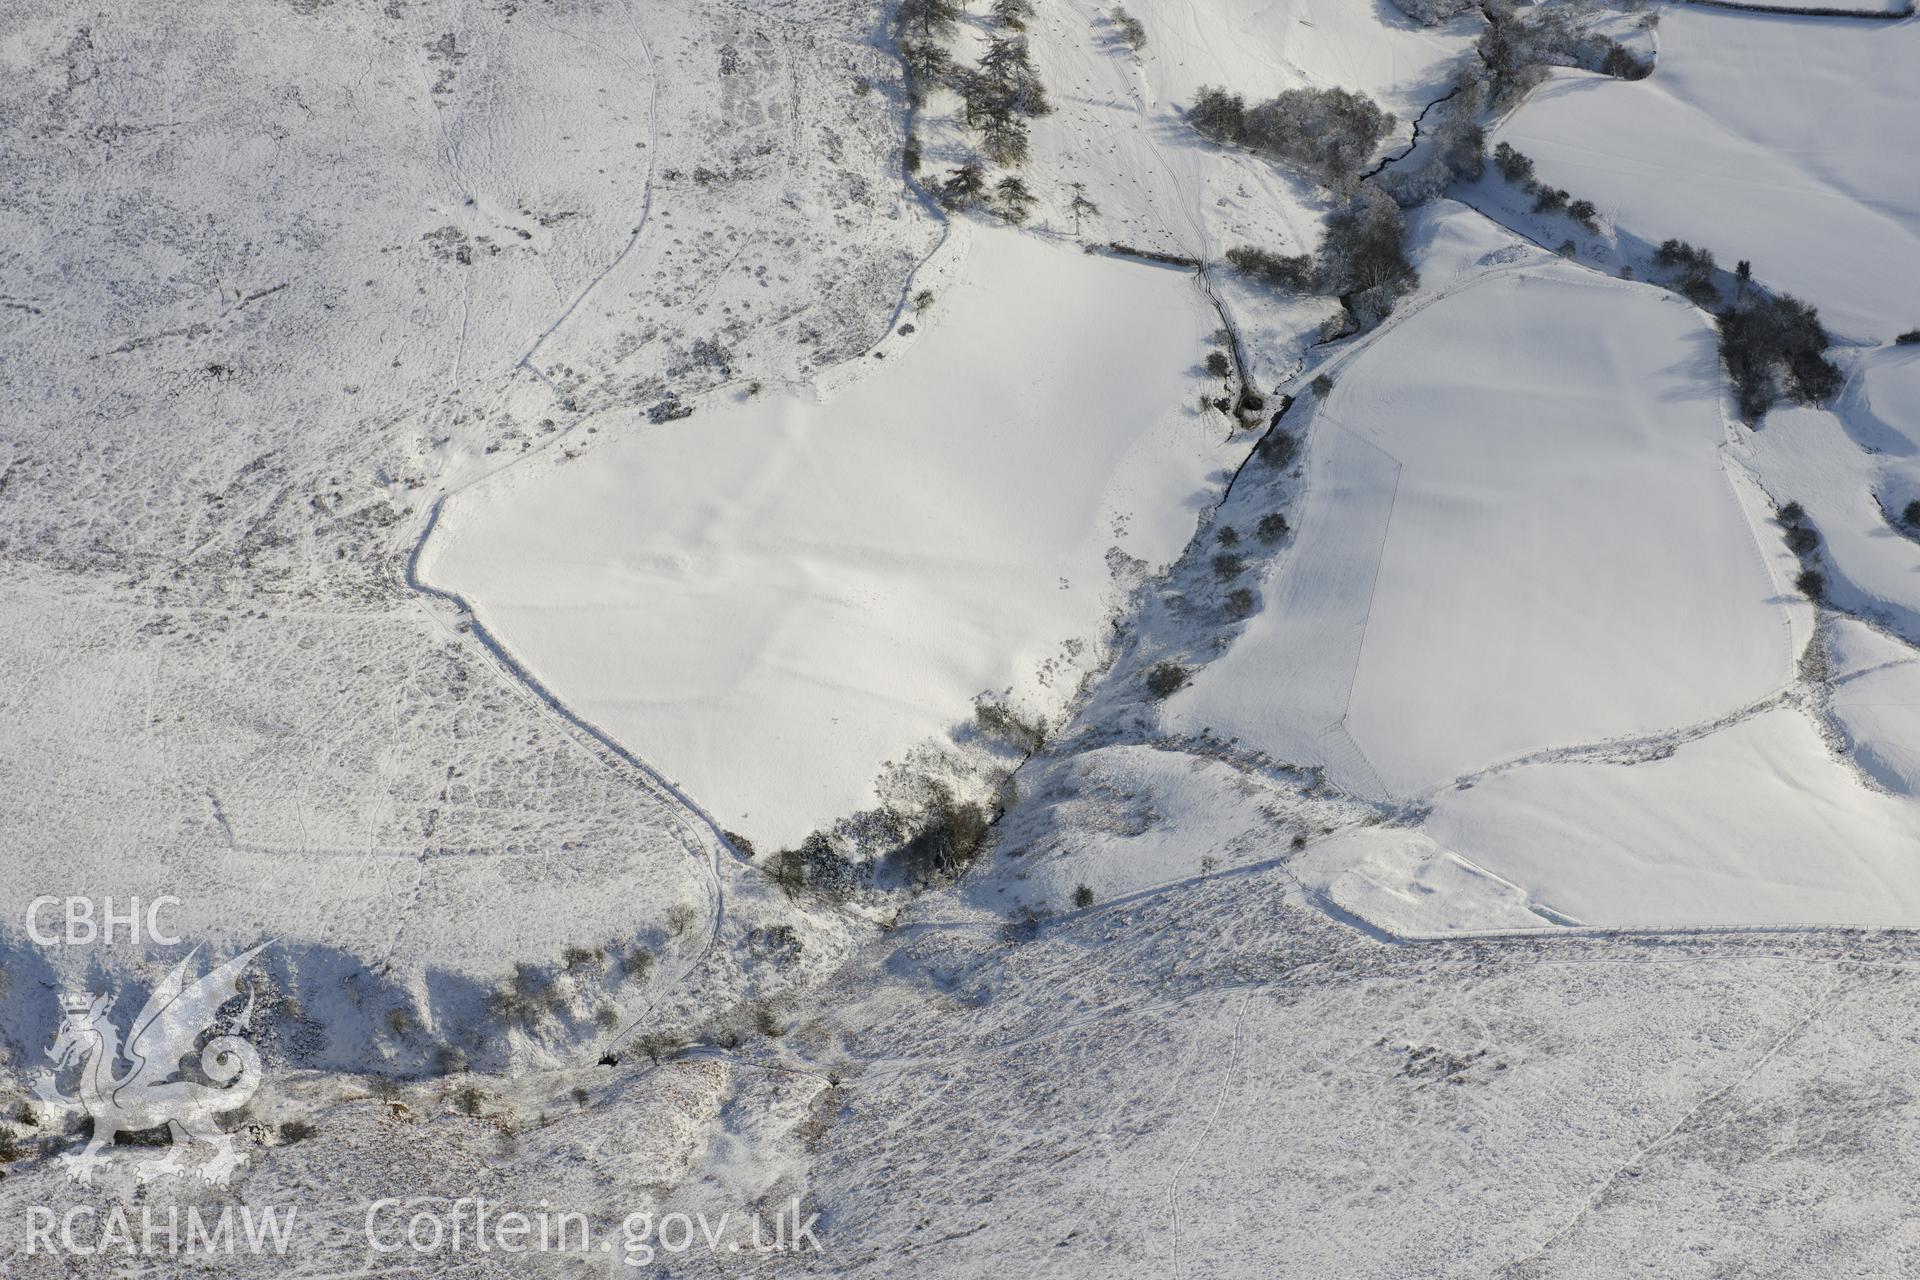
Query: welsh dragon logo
33 944 268 1186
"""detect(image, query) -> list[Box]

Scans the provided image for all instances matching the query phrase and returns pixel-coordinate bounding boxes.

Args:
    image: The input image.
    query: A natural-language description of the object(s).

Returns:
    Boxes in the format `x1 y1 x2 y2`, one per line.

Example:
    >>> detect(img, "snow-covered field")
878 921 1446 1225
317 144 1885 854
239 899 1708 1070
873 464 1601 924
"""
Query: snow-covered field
423 228 1228 848
0 0 917 1070
1739 346 1920 641
1139 211 1920 932
1171 264 1795 798
11 875 1911 1278
1494 7 1920 340
1428 706 1920 926
1692 0 1911 13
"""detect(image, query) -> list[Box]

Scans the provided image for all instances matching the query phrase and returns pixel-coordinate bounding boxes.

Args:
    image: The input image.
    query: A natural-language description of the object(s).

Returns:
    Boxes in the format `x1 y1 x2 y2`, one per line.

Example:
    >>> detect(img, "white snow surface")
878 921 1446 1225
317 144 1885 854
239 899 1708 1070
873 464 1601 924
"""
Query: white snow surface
1832 689 1920 795
17 0 1920 1262
0 0 939 1074
423 229 1229 848
1696 0 1910 13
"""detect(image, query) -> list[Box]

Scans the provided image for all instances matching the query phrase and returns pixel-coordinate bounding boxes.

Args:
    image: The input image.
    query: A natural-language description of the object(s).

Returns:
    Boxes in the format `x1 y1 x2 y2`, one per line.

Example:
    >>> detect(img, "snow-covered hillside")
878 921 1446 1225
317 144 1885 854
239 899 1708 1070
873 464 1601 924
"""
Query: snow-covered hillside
8 0 1920 1272
0 0 922 1069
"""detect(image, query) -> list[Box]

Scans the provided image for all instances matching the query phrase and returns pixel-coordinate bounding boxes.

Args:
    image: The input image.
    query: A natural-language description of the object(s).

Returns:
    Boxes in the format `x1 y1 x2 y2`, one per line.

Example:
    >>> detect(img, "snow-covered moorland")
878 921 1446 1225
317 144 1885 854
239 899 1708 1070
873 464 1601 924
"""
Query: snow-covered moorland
0 0 921 1070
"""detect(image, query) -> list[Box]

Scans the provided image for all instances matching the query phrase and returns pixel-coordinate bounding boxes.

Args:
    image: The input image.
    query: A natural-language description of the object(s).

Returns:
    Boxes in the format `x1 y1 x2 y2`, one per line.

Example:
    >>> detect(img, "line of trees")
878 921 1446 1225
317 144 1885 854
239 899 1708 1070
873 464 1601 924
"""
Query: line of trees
960 34 1052 165
1492 143 1597 233
1642 238 1840 419
1389 0 1478 23
1488 138 1841 420
1373 73 1488 205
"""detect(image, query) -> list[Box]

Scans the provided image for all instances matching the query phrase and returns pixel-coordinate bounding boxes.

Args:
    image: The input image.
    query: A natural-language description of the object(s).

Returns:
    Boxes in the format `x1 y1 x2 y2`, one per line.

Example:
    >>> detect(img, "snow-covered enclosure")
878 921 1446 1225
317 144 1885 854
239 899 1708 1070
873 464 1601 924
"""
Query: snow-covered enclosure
1824 617 1920 796
422 229 1229 848
1011 0 1479 259
0 0 924 1072
1146 231 1920 932
1688 0 1910 13
1495 7 1920 340
1426 705 1920 926
1170 264 1796 797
